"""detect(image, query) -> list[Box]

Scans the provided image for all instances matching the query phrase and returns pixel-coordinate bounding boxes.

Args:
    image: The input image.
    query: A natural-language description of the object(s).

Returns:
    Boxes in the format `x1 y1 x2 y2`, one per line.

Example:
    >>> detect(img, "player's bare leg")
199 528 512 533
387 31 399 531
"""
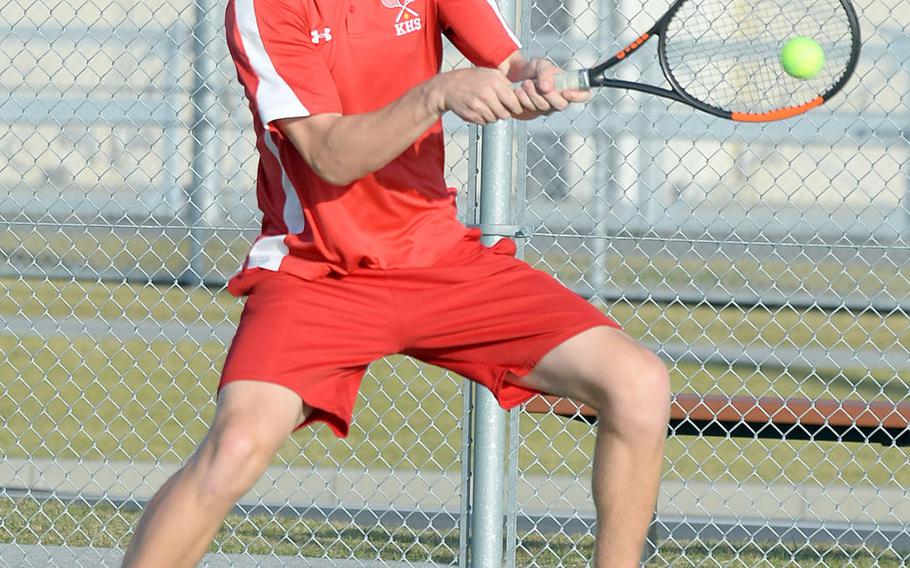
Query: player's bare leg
512 326 670 568
121 381 309 568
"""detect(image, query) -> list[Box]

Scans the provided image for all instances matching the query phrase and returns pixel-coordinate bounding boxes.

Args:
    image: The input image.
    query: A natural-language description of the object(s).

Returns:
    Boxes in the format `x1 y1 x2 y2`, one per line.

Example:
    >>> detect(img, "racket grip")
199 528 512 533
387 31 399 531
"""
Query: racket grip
554 70 591 91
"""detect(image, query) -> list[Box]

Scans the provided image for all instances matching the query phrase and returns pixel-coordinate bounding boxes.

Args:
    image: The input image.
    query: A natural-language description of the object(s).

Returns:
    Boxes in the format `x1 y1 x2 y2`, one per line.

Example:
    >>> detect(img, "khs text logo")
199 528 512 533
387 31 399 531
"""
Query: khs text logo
381 0 422 36
311 27 332 43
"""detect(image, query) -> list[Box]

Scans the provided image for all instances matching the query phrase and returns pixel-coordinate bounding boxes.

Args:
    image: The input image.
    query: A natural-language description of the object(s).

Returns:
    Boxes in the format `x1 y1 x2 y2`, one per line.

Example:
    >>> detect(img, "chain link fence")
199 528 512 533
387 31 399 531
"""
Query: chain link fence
509 0 910 565
1 0 908 565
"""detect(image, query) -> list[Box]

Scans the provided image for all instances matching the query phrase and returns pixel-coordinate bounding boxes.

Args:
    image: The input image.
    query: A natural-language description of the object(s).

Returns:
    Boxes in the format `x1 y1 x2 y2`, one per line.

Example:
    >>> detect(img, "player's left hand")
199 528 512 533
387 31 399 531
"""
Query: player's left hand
513 58 592 118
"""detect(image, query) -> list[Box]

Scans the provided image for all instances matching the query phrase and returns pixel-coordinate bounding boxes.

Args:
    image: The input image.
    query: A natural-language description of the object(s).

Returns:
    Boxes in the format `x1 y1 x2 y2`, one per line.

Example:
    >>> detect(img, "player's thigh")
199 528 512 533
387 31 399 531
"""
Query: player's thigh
206 380 311 457
184 381 311 494
512 326 669 411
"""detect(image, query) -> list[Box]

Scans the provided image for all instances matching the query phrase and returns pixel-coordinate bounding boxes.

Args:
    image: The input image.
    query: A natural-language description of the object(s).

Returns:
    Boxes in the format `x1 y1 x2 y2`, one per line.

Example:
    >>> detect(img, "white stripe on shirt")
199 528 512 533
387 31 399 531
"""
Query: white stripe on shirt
247 234 291 271
263 129 306 234
481 0 522 48
234 0 310 125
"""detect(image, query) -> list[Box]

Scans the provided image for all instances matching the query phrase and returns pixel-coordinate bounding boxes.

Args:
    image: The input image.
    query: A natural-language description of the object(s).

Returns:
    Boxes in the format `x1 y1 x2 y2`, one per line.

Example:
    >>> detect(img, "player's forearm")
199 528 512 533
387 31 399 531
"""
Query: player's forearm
280 66 522 185
281 82 443 187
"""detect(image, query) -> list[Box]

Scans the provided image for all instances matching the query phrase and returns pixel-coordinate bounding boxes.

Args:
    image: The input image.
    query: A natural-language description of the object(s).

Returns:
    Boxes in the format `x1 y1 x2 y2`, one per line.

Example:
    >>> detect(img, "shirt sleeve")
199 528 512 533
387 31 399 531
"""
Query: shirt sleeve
437 0 521 68
226 0 342 125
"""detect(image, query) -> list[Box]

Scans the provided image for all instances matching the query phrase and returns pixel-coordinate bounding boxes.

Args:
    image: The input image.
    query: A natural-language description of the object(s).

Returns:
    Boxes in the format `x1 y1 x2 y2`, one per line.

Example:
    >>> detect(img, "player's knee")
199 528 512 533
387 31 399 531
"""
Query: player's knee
191 426 272 501
592 349 671 439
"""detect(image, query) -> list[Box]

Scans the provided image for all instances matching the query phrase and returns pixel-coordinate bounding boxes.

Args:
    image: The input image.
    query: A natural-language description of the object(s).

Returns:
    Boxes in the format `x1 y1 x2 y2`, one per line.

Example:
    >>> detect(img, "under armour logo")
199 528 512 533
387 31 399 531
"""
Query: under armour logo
311 27 332 44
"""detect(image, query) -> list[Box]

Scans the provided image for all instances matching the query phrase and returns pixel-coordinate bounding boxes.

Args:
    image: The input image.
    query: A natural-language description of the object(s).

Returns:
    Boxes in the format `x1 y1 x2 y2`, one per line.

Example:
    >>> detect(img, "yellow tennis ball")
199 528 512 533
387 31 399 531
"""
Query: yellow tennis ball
780 36 825 79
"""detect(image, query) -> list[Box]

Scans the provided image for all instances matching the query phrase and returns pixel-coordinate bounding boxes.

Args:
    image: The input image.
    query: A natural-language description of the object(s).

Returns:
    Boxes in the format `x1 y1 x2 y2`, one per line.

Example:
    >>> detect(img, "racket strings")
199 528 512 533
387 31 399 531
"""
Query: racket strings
662 0 856 114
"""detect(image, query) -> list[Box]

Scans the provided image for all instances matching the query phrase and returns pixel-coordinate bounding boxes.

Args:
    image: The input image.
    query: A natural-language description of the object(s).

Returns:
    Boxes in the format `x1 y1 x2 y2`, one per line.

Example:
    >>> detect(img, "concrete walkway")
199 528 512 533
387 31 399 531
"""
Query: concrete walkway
0 544 444 568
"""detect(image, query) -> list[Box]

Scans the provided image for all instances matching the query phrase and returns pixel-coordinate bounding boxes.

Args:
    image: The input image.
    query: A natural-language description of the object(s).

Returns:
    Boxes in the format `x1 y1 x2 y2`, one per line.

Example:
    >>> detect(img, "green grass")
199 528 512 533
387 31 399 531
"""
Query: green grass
1 251 908 481
0 224 251 283
532 245 910 302
4 276 910 358
4 216 907 351
1 332 908 486
5 223 910 301
0 276 241 326
0 498 906 567
2 247 909 561
0 333 465 469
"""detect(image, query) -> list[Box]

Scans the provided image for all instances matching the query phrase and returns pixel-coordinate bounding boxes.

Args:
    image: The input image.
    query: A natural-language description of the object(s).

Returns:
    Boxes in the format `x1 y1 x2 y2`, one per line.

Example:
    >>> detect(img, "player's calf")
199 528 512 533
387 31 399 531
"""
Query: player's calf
123 382 305 566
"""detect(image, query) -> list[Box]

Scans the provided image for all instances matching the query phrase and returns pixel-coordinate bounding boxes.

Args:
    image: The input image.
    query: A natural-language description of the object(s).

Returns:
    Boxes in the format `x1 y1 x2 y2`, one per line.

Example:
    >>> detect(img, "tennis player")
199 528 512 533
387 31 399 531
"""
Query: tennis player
122 0 670 565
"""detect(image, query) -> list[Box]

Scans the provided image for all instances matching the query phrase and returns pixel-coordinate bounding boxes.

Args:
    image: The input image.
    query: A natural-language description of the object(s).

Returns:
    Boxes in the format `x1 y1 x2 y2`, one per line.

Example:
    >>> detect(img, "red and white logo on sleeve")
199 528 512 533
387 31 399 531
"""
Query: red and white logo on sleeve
381 0 422 36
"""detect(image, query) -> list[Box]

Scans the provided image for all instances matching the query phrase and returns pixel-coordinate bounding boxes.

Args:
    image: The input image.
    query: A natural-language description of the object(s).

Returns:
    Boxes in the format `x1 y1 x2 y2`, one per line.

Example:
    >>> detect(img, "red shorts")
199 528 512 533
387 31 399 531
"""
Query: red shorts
219 235 619 437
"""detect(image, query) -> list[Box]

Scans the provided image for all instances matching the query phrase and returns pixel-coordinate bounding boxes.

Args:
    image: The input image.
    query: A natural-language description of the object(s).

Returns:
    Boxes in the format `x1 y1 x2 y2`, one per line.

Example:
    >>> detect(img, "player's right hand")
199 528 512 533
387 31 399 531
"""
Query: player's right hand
427 67 523 125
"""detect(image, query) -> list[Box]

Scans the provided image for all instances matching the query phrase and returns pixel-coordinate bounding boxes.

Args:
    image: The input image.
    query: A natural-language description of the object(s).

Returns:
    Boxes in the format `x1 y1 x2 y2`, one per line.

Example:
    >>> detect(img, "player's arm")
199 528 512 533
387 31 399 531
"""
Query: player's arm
498 51 592 120
228 0 521 186
278 52 586 184
278 68 523 186
437 0 589 120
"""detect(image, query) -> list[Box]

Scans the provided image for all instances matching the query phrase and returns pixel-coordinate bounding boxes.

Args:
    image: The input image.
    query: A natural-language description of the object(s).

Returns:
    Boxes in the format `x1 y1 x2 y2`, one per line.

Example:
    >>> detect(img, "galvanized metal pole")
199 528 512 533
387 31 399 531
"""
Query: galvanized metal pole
504 1 531 562
469 0 517 563
184 0 219 286
459 124 481 568
161 23 186 221
588 0 621 302
470 122 513 568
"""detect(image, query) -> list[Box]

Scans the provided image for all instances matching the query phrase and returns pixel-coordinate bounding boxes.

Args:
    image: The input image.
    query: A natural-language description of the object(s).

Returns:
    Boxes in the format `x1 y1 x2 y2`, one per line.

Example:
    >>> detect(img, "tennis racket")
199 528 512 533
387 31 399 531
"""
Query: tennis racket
554 0 861 122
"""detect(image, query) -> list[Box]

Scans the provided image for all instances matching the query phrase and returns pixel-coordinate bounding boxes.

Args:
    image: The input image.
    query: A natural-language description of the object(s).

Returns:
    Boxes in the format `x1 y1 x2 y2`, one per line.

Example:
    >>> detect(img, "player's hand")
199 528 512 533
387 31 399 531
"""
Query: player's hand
512 58 592 118
433 67 523 124
428 67 523 125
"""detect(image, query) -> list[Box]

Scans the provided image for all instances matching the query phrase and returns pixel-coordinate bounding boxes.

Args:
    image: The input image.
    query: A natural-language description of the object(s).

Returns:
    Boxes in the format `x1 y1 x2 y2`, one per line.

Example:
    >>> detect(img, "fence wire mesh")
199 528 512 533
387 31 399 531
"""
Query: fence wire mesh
1 0 478 564
0 0 908 565
512 0 910 565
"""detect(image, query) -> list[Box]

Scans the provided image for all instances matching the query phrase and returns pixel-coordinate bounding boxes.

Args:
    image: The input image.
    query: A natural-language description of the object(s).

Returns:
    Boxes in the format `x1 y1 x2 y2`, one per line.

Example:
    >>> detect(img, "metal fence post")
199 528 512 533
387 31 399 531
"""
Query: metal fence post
460 123 481 568
470 126 514 568
183 0 220 286
468 0 518 563
159 23 186 221
588 0 622 303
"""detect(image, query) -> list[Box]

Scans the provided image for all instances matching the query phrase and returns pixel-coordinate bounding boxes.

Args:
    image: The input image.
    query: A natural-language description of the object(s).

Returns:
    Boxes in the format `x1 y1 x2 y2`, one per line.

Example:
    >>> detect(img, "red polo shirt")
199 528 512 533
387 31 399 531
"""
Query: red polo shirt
224 0 520 294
